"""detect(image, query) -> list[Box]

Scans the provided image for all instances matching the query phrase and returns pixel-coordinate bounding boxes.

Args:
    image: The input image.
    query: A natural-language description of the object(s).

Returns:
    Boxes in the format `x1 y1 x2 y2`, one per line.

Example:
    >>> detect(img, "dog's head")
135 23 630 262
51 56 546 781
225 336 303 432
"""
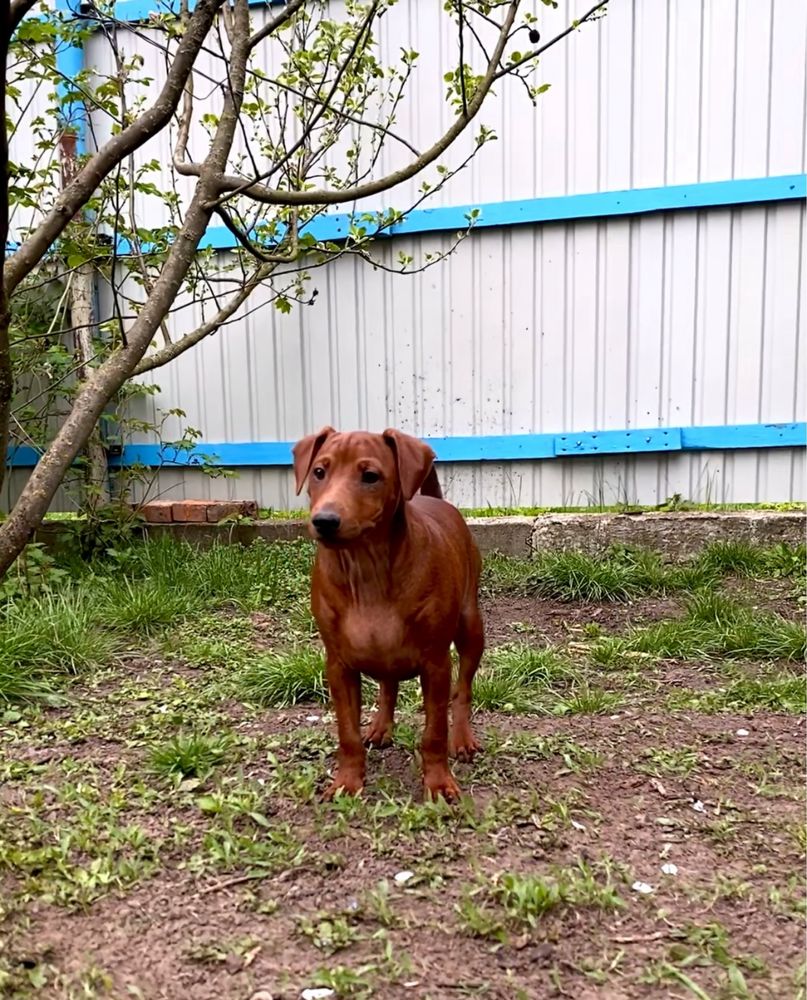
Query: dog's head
292 427 437 544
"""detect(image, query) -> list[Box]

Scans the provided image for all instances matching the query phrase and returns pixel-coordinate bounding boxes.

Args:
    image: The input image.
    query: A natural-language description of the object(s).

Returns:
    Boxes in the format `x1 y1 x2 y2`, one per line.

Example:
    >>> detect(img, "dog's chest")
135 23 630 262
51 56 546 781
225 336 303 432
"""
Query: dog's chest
337 604 409 671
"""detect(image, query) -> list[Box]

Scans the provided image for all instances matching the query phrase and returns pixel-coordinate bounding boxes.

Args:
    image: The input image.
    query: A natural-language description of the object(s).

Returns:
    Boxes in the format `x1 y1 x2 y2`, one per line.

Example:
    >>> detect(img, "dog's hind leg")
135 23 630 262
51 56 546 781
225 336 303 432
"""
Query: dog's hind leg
450 601 484 762
364 678 399 748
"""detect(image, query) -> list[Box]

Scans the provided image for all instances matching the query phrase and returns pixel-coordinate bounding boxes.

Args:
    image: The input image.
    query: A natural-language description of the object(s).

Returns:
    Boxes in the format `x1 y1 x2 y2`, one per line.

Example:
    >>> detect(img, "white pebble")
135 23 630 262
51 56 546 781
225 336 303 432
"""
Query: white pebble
691 799 706 813
301 990 335 1000
661 862 678 876
394 870 415 884
735 728 750 737
631 881 654 894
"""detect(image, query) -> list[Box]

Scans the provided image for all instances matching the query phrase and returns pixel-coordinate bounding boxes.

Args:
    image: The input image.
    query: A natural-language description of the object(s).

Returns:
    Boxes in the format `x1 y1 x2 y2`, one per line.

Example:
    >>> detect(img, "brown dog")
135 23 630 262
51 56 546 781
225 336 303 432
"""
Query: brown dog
292 427 485 802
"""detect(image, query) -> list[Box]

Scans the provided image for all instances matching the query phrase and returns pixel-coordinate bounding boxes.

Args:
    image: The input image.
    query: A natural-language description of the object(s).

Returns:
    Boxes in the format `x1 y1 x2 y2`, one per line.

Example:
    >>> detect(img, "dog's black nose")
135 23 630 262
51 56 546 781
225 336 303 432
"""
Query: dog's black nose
312 510 341 536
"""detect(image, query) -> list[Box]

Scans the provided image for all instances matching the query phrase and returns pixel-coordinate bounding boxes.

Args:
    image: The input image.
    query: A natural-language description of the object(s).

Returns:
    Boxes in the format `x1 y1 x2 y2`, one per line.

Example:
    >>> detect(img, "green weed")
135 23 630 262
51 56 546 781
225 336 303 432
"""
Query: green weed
669 672 805 714
492 861 623 929
150 731 231 779
239 647 327 706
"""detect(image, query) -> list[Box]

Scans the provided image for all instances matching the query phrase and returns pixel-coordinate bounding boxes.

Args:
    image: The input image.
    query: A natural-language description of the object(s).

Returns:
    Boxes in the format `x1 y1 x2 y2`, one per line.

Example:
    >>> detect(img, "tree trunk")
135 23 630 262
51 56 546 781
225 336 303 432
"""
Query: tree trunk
0 0 249 577
0 1 13 498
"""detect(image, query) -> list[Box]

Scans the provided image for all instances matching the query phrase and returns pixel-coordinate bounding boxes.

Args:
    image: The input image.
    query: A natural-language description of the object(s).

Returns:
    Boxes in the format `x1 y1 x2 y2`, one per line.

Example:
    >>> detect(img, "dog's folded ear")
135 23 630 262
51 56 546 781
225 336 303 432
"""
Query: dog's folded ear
382 428 437 501
292 426 335 494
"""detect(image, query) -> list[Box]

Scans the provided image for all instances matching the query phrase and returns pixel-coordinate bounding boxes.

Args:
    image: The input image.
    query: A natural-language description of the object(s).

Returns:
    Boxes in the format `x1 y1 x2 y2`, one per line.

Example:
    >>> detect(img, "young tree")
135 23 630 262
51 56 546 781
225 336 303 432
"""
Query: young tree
1 0 606 575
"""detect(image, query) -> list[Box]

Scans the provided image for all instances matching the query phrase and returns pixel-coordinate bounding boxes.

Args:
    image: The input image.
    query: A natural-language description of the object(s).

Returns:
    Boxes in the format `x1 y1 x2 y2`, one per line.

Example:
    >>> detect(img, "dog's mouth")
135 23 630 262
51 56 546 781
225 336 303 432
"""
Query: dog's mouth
307 520 375 545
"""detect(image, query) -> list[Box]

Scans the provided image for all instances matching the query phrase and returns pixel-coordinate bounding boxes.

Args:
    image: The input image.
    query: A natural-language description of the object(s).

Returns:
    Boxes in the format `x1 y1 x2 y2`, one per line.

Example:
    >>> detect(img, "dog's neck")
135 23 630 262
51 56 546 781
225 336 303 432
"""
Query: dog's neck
318 508 412 603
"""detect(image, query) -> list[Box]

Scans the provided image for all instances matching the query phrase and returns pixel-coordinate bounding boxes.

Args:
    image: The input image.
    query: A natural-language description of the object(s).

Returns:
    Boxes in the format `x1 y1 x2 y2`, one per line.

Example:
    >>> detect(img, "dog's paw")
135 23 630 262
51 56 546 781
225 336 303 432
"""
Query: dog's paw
450 725 482 762
363 719 394 749
423 769 462 804
322 770 365 801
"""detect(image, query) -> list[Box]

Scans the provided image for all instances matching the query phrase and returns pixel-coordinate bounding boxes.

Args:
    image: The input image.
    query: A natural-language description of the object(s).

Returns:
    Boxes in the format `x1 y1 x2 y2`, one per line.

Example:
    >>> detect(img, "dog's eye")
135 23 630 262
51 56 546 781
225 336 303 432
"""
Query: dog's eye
361 470 380 485
312 467 326 481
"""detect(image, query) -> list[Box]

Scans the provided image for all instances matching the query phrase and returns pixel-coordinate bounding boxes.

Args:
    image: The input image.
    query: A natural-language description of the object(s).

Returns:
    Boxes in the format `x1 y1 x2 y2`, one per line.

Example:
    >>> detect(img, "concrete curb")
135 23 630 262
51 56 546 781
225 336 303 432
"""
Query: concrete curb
35 509 805 559
530 510 806 559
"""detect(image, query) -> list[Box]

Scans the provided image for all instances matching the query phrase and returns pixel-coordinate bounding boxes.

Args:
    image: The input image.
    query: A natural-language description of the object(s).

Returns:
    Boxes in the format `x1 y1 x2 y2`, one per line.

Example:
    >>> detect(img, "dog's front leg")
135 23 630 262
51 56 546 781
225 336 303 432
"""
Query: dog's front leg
323 656 365 799
420 654 461 803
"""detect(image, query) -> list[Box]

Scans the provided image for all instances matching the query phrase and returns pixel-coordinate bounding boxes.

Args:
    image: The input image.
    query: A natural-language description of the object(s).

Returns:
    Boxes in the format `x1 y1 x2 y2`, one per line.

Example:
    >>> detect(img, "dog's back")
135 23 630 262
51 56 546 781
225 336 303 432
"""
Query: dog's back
419 464 443 499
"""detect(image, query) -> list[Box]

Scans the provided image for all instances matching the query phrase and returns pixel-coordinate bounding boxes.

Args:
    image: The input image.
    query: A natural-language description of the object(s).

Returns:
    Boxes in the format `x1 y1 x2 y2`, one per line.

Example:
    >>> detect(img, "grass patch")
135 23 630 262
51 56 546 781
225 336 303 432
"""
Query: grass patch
473 643 626 716
150 731 232 779
593 591 806 663
104 535 313 612
0 591 118 702
669 672 805 715
98 576 204 634
460 861 623 940
636 747 700 776
0 537 316 703
642 921 768 999
473 644 574 713
239 647 327 706
482 541 805 602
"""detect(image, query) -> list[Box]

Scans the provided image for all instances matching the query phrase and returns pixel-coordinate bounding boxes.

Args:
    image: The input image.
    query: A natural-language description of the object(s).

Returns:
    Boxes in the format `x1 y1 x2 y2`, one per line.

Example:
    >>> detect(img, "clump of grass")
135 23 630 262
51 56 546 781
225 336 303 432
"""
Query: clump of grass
637 747 700 776
593 591 806 663
472 644 573 713
496 864 622 924
0 591 118 702
552 684 624 716
669 673 805 714
482 541 805 603
530 547 671 602
695 540 768 577
481 553 537 595
460 861 623 939
150 731 231 778
240 647 327 706
189 538 314 610
97 576 203 635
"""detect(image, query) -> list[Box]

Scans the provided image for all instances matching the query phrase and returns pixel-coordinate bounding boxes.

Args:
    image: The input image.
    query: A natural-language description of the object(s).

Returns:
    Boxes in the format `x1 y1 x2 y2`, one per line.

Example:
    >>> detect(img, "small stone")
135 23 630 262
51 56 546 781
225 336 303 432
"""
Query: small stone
691 799 706 813
735 728 750 737
631 881 654 894
301 990 335 1000
661 862 678 876
394 870 414 884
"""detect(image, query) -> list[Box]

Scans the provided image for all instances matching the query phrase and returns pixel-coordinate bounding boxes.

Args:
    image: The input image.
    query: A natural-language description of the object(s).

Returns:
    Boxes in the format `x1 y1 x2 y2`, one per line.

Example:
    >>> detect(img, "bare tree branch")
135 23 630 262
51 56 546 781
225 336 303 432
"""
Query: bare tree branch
209 1 520 208
491 0 608 81
132 261 275 374
212 205 299 263
247 0 307 50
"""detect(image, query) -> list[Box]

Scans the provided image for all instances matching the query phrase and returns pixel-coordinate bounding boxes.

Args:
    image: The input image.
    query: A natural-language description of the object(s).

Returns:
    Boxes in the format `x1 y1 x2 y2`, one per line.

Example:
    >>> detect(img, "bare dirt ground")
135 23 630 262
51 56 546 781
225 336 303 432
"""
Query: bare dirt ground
1 580 805 1000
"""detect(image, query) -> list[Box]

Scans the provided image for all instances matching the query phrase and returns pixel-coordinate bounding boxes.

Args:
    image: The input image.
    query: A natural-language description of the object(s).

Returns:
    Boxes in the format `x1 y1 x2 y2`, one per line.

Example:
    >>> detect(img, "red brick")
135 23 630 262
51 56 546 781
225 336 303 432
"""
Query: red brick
206 500 258 523
137 501 174 524
171 500 210 523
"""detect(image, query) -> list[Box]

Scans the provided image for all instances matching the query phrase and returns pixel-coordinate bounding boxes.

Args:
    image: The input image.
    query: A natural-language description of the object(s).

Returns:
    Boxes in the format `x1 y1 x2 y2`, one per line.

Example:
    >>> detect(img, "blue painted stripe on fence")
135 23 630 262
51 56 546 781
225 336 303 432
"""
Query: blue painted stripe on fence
191 175 806 253
9 422 804 469
555 428 682 456
681 423 807 450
